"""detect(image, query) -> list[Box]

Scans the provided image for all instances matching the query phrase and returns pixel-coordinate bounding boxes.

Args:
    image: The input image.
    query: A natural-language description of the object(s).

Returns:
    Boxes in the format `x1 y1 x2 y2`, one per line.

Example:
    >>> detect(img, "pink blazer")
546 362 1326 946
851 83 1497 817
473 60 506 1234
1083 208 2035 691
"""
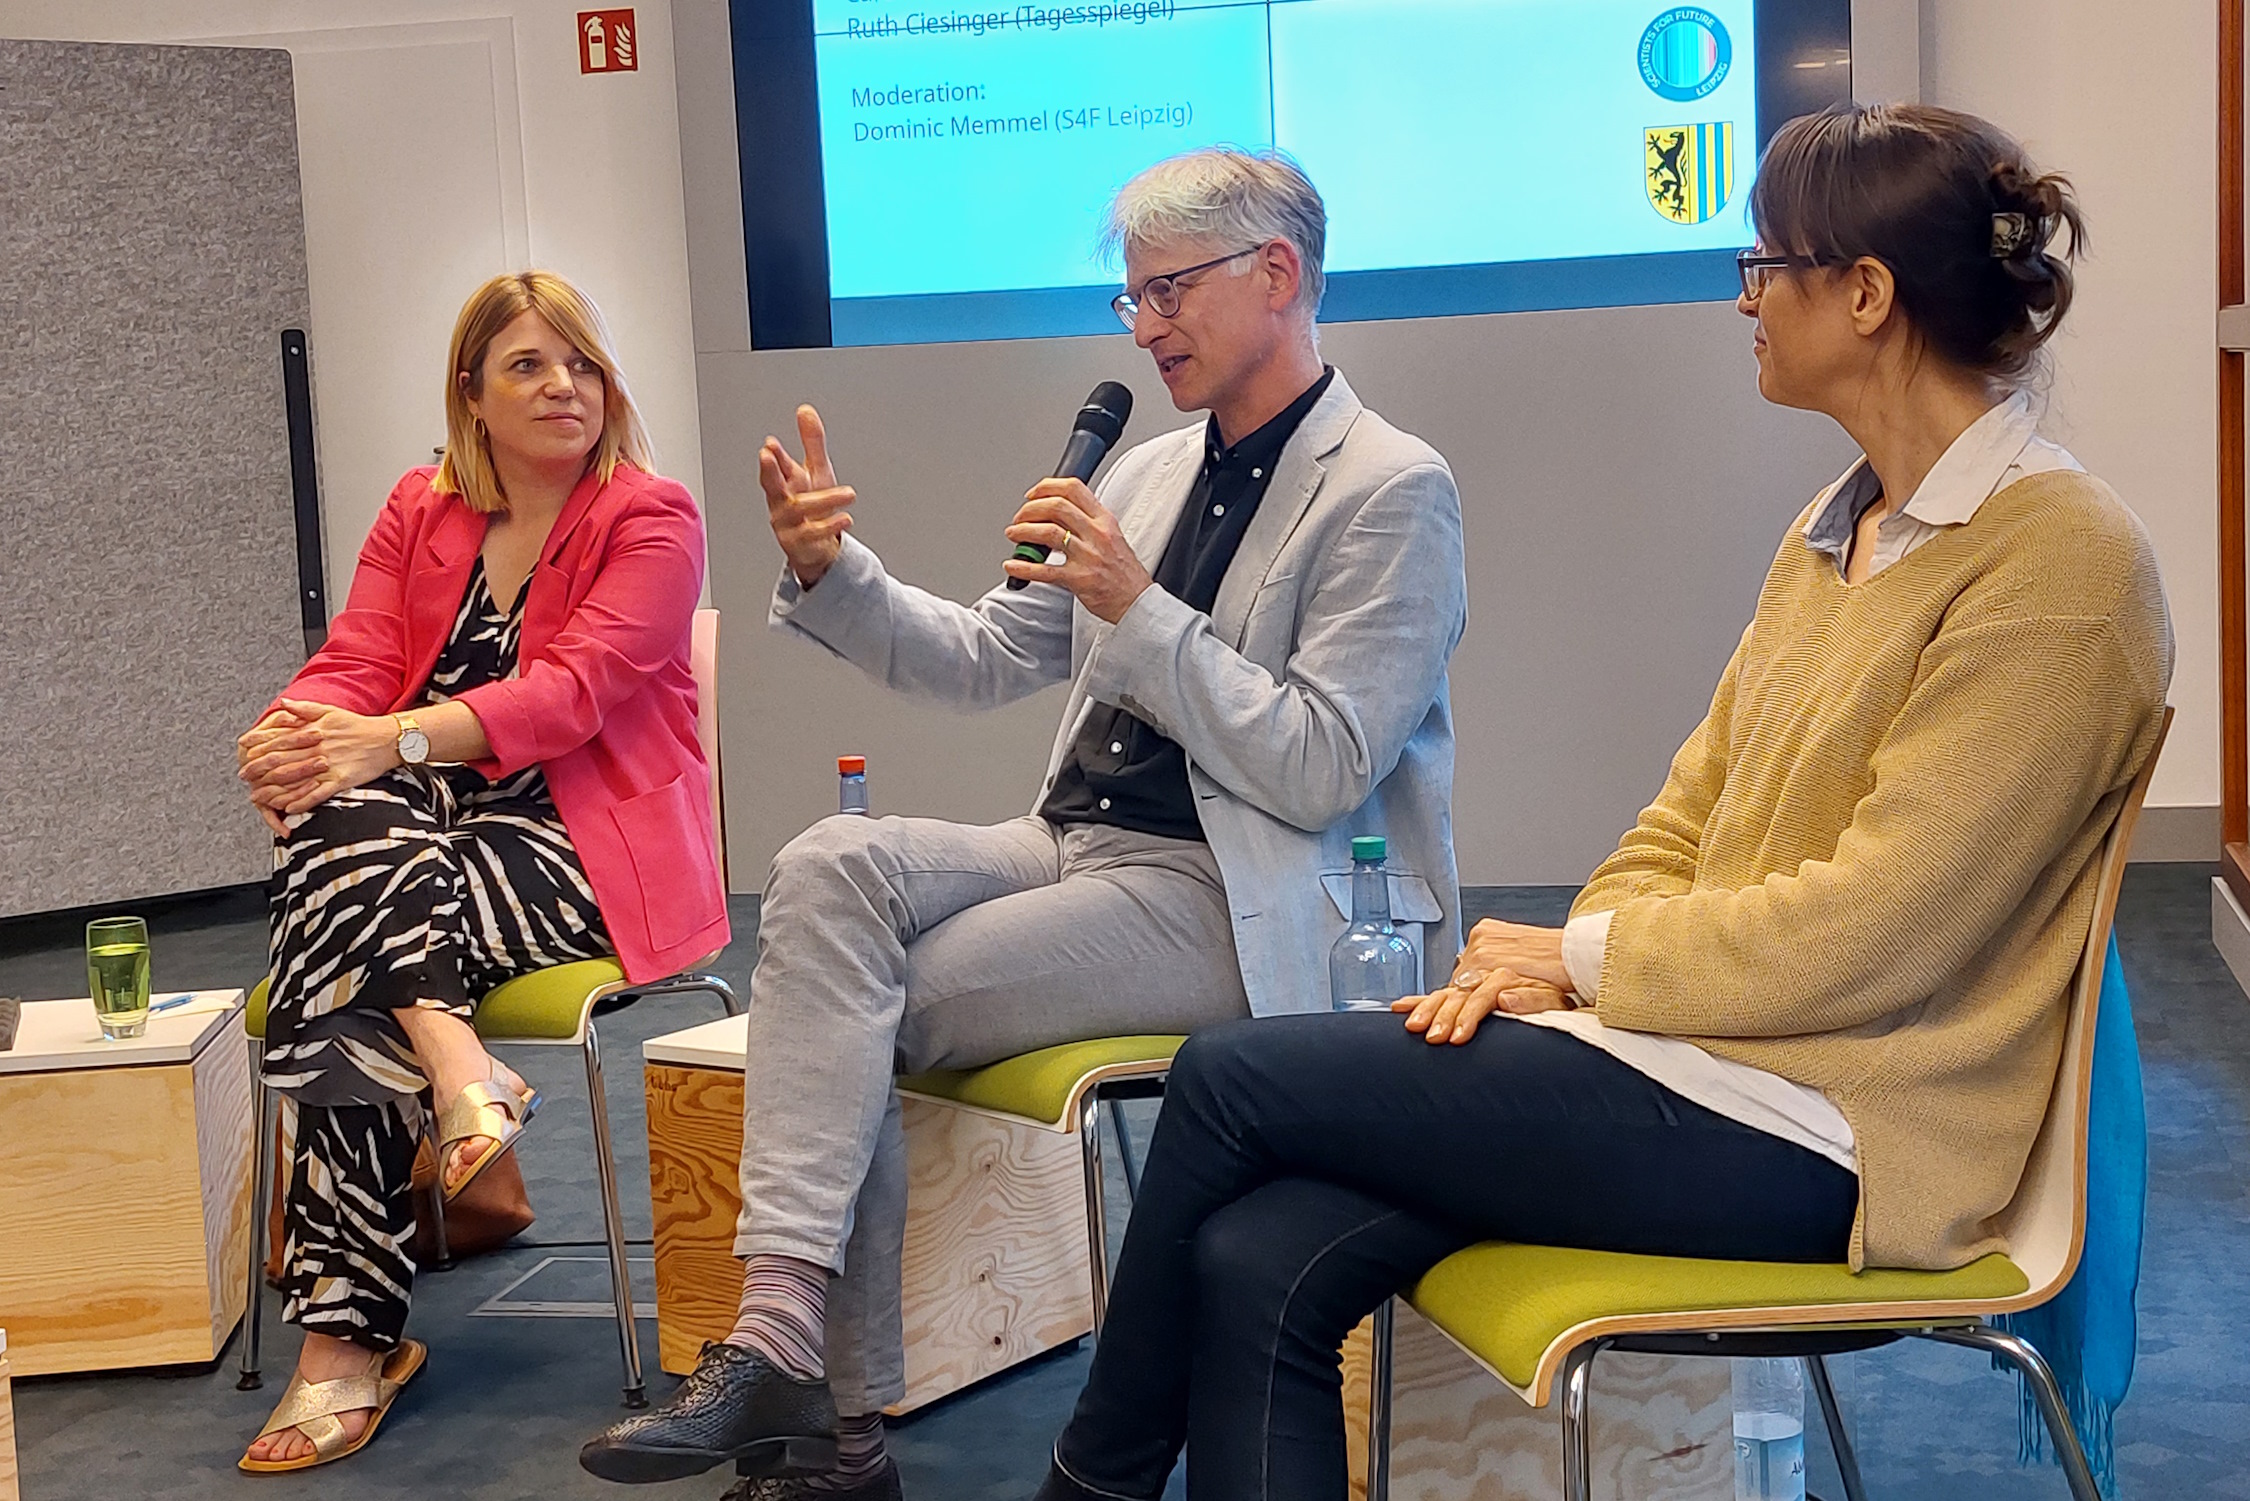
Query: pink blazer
274 464 729 983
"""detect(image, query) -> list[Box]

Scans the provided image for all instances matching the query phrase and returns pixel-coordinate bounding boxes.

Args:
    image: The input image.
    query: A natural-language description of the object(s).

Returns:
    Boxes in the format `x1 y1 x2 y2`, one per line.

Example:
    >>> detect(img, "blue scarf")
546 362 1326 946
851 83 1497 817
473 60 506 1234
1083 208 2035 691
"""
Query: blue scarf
1994 934 2143 1497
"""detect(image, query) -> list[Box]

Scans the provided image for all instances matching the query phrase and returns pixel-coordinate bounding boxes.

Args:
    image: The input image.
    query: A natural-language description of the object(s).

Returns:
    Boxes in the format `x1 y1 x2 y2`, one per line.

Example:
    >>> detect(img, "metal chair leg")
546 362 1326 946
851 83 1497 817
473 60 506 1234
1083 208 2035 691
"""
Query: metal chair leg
237 1051 271 1390
1105 1095 1142 1203
1367 1299 1396 1501
423 1119 452 1270
1558 1342 1601 1501
1806 1354 1870 1501
1916 1326 2102 1501
1079 1090 1111 1333
586 1022 647 1407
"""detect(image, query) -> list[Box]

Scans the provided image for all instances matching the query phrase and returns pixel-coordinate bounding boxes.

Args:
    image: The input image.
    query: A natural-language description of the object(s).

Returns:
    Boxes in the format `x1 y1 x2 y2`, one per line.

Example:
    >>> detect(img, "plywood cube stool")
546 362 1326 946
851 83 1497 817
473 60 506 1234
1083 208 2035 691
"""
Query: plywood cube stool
0 993 252 1376
644 1014 1094 1413
1338 1307 1731 1501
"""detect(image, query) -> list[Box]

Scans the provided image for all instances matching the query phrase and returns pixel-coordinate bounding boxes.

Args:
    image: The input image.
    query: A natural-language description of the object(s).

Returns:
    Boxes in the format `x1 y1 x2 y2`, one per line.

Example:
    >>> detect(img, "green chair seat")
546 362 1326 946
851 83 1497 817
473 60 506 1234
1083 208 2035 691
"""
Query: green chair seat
1410 1243 2030 1392
245 958 628 1043
900 1034 1188 1128
474 959 629 1038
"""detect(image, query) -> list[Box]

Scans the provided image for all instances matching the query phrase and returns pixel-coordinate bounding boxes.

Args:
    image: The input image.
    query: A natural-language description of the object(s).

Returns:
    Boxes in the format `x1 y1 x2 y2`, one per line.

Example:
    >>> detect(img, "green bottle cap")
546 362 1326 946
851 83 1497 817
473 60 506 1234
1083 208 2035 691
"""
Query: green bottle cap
1351 836 1387 862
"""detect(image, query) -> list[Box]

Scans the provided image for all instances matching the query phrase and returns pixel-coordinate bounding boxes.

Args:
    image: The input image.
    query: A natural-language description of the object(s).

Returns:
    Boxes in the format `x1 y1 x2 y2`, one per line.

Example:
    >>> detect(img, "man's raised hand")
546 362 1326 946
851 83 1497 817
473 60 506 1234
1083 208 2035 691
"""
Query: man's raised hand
761 404 854 590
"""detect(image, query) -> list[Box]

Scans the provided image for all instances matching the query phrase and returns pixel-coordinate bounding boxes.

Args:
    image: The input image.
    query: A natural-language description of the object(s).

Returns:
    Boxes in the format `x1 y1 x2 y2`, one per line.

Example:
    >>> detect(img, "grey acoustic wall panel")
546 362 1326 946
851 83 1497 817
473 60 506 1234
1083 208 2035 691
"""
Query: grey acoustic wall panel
0 39 312 917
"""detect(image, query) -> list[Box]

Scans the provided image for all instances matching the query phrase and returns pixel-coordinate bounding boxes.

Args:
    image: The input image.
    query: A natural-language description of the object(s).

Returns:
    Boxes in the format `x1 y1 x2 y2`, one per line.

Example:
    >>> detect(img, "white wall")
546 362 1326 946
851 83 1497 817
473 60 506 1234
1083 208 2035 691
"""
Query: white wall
0 0 704 590
1923 0 2222 819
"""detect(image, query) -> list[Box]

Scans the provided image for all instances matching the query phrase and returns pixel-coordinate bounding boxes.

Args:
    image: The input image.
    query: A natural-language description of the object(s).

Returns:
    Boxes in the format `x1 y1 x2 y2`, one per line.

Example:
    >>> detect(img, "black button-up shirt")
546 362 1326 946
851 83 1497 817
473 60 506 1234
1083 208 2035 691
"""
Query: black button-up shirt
1040 368 1335 841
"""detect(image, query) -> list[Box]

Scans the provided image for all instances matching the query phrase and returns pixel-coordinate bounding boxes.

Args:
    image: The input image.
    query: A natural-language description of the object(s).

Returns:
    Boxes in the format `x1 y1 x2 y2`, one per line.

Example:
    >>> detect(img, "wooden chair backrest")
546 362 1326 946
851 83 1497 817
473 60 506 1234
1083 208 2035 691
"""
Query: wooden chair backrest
690 609 726 886
1994 707 2172 1299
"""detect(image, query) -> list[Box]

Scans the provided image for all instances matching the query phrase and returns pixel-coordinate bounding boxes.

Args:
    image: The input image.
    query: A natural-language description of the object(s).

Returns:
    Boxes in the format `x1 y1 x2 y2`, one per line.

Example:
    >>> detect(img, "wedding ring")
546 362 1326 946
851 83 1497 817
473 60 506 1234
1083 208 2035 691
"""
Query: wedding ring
1450 967 1489 992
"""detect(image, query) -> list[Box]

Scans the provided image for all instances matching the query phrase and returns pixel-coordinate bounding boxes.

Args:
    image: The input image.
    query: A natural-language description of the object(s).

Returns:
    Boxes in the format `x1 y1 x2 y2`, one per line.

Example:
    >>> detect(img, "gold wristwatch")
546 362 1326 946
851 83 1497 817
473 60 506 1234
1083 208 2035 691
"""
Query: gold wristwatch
394 714 431 766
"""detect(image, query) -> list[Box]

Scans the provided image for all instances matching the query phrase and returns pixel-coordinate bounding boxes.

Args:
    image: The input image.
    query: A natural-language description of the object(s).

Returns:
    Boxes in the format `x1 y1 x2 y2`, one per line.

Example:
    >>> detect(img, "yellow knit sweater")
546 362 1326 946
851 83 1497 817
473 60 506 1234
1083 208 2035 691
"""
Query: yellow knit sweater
1574 471 2171 1271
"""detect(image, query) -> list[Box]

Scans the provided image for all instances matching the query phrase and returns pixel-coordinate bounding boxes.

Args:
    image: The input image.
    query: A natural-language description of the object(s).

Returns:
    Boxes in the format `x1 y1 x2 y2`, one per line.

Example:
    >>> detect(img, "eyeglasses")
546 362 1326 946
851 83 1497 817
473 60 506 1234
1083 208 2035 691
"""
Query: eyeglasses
1113 247 1262 331
1736 250 1797 302
1737 247 1848 302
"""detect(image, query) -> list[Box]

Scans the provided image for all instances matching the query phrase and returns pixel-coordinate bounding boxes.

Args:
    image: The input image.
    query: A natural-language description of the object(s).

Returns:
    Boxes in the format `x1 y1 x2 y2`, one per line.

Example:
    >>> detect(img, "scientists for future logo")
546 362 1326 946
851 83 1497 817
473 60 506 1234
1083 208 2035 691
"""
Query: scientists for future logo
1638 8 1733 102
1645 123 1736 224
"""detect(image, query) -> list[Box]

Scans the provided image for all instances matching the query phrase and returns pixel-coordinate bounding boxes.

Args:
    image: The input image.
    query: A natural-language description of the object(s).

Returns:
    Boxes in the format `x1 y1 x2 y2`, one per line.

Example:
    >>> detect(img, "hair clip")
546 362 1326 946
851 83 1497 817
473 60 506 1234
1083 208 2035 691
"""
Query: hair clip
1991 212 2035 258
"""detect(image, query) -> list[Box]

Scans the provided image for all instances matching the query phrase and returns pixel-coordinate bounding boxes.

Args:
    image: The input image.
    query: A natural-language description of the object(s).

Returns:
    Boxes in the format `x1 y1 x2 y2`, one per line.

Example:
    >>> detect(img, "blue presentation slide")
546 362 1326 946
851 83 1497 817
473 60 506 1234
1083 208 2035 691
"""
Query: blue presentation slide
808 0 1760 340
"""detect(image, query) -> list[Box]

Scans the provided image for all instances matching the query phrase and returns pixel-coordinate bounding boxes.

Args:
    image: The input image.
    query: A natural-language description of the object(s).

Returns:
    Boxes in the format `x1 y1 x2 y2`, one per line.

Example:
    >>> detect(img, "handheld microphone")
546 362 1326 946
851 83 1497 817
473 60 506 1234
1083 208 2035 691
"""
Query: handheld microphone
1006 381 1134 590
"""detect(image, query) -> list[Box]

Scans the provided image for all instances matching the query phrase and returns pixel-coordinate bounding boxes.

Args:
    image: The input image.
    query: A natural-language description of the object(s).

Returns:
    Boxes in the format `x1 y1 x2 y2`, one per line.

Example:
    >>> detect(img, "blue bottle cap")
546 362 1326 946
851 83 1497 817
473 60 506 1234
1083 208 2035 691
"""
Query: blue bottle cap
1351 836 1387 862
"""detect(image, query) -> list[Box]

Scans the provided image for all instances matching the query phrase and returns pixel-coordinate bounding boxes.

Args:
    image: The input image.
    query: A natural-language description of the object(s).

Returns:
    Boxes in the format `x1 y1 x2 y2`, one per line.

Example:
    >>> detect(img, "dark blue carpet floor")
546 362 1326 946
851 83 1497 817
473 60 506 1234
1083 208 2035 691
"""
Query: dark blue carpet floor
1 868 2243 1499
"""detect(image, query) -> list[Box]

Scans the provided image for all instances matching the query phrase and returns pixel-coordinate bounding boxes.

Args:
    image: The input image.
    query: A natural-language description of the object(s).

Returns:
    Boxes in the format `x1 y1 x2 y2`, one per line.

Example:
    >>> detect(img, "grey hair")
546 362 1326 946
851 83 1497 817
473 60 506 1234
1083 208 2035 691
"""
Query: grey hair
1099 148 1328 317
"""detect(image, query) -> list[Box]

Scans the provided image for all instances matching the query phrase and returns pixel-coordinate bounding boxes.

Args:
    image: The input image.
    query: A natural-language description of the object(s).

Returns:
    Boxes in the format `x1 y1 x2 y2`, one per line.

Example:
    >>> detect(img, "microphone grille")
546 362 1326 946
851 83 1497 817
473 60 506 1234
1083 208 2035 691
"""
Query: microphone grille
1077 381 1134 444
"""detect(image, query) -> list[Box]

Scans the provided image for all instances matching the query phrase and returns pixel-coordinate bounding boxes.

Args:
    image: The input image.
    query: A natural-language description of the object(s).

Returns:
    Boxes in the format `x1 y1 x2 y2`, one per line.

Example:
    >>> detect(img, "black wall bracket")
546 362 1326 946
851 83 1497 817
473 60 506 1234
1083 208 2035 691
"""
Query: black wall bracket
280 328 327 654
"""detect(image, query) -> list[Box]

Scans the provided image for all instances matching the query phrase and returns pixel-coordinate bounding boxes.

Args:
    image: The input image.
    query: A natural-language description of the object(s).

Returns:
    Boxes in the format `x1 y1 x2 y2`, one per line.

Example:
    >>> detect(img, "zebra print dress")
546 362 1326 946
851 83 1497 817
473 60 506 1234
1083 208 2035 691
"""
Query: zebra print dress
262 557 614 1348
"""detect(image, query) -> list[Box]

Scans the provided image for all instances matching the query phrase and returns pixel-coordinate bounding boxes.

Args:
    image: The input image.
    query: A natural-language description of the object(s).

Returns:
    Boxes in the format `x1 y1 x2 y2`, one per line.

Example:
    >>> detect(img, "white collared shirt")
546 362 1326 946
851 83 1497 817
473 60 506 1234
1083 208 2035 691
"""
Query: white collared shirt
1798 391 2083 583
1539 396 2087 1175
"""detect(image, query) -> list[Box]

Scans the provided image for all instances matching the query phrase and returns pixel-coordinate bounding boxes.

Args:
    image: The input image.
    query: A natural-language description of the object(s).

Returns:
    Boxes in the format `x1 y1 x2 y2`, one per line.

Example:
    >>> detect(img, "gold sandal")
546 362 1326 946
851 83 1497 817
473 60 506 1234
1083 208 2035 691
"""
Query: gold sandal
238 1338 426 1473
435 1064 541 1202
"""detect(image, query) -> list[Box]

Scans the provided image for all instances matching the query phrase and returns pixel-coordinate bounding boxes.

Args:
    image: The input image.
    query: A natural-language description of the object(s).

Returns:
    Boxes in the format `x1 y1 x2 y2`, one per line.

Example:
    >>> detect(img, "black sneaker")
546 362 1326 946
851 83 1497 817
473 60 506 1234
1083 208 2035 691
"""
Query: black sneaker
578 1343 839 1484
721 1457 905 1500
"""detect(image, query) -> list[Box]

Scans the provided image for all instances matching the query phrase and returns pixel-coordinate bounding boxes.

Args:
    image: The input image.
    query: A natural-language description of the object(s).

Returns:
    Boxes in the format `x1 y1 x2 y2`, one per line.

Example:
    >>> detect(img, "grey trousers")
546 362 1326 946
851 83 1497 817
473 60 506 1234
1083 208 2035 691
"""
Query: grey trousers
736 814 1253 1412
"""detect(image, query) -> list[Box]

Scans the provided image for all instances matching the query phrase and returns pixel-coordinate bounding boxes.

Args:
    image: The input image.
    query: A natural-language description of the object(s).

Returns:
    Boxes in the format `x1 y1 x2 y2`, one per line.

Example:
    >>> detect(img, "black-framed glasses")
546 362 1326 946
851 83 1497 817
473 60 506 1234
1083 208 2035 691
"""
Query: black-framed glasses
1736 250 1797 301
1737 247 1849 301
1113 246 1263 330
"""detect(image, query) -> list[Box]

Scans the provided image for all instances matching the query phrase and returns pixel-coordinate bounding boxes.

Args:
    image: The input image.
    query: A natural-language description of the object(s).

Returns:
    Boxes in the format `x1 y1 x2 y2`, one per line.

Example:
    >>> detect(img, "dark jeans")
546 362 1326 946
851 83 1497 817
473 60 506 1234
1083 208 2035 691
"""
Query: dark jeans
1050 1013 1860 1501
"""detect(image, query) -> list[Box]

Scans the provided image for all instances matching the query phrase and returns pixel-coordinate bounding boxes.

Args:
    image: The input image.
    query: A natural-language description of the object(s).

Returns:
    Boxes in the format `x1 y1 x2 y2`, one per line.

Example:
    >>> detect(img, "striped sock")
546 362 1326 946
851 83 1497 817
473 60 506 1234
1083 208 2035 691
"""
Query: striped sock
722 1254 827 1381
799 1411 888 1493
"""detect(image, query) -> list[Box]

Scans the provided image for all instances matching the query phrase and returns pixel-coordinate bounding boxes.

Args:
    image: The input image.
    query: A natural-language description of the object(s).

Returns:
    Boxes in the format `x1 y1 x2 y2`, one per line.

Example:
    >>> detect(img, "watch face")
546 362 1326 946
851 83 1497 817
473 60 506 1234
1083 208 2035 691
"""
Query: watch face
400 728 431 764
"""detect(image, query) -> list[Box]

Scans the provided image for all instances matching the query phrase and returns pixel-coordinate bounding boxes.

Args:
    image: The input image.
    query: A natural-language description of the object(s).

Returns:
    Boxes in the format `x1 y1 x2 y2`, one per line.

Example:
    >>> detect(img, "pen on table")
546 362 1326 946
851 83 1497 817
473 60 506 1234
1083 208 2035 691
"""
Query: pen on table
148 993 200 1013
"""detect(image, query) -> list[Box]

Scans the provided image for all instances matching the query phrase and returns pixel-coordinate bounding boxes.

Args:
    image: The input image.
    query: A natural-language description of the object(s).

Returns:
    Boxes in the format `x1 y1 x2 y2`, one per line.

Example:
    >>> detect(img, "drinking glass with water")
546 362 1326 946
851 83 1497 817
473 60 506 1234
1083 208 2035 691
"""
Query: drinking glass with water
86 915 152 1040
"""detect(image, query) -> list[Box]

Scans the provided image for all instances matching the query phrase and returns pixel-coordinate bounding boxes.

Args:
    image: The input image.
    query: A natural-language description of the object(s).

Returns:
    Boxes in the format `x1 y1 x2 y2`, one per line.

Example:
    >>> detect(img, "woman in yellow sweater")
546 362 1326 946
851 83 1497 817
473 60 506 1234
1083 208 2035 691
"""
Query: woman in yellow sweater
1028 104 2173 1501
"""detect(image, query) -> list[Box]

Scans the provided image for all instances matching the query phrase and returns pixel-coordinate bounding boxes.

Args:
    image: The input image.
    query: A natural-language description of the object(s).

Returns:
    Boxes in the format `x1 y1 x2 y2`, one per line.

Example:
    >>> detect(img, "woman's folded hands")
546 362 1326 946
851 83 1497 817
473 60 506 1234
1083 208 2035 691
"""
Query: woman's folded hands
1394 919 1578 1045
237 699 401 832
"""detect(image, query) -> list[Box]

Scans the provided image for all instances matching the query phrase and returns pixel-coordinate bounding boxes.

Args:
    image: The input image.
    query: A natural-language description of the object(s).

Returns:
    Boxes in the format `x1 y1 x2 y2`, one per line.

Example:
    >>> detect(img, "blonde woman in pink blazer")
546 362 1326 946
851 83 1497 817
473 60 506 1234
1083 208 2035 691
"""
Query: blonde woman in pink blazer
232 271 726 1472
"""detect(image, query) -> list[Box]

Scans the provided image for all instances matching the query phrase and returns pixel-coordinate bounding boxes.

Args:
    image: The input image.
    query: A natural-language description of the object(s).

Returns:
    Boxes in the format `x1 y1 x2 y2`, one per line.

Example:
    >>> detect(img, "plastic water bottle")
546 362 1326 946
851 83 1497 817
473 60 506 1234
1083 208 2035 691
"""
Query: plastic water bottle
1329 836 1419 1012
838 756 869 816
1732 1358 1806 1501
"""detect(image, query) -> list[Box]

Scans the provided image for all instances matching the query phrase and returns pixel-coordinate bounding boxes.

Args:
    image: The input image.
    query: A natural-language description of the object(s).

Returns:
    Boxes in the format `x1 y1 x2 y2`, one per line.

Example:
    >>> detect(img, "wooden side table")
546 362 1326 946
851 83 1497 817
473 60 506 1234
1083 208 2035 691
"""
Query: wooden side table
644 1014 1092 1414
0 992 253 1375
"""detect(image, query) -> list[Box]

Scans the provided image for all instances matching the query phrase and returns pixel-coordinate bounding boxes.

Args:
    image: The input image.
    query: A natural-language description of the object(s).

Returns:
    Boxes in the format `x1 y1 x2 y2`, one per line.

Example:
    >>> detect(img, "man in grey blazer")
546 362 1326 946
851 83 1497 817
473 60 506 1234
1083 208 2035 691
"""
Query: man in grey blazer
583 149 1466 1500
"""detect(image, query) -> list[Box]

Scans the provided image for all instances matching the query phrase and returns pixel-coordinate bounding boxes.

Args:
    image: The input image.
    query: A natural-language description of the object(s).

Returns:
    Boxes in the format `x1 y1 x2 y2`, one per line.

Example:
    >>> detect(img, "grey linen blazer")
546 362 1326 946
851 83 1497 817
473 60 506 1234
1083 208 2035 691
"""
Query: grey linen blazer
770 372 1467 1017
